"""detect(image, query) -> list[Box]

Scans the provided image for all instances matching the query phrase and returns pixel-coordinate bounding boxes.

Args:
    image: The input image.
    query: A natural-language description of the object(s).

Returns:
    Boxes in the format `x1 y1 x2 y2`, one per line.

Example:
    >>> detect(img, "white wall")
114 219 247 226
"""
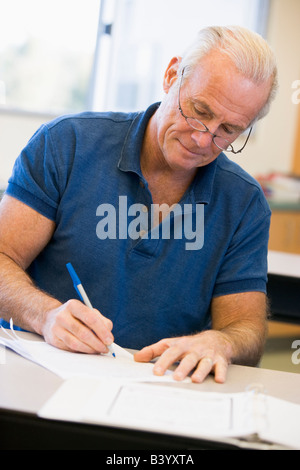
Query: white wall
230 0 300 176
0 0 300 187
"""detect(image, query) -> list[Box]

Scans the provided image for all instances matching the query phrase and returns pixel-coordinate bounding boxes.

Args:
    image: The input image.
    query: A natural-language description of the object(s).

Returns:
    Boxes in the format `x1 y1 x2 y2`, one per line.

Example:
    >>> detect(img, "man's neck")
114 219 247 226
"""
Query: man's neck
140 114 197 206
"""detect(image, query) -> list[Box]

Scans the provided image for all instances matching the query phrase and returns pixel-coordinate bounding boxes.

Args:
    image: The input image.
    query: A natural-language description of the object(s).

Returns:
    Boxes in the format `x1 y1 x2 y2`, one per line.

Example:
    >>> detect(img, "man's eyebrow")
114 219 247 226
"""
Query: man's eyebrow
225 122 247 133
191 99 247 133
192 99 215 119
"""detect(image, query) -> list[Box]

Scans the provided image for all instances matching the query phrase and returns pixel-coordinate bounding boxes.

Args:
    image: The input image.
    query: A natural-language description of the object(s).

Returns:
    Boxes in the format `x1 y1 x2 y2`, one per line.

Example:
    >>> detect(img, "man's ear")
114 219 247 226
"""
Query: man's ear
163 56 182 93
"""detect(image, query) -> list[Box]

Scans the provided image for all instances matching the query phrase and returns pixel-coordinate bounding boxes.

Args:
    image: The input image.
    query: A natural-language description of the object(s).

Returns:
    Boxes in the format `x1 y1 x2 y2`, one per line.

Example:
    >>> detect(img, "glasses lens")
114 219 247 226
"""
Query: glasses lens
186 118 207 132
213 136 232 151
186 118 234 151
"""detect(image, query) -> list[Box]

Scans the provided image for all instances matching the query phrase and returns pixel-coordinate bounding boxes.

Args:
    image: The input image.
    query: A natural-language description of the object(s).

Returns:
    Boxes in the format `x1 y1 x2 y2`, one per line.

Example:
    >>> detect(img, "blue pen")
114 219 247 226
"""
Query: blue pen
66 262 116 358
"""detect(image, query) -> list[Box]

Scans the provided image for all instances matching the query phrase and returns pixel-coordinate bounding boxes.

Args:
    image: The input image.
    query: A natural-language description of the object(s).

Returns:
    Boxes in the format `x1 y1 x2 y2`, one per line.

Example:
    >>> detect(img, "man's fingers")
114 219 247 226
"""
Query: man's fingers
134 340 171 363
44 299 114 354
152 344 184 376
134 333 231 384
172 354 228 384
191 357 228 384
62 318 109 353
68 300 114 345
51 324 105 354
211 358 229 384
170 354 210 381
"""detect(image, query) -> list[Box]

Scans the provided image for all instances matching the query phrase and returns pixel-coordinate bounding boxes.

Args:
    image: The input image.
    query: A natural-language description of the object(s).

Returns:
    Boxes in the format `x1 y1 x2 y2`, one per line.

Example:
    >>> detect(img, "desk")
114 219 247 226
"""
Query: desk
267 251 300 323
1 331 300 450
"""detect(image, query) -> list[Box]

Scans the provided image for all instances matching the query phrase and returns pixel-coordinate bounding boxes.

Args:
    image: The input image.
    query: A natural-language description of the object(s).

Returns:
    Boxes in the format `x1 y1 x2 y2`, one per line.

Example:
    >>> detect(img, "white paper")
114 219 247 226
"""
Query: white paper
0 344 6 364
258 394 300 450
38 377 300 449
3 323 300 449
0 323 184 383
39 377 255 438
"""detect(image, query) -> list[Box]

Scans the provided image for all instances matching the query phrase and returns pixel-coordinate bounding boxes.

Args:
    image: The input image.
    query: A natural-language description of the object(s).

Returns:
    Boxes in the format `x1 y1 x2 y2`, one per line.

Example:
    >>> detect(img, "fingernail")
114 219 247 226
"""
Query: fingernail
191 374 203 383
153 366 163 376
174 371 184 381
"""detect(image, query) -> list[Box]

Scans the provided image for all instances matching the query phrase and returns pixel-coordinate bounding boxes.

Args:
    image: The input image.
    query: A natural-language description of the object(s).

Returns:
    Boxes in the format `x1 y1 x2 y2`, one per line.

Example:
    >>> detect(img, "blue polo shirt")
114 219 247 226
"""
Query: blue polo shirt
1 103 271 349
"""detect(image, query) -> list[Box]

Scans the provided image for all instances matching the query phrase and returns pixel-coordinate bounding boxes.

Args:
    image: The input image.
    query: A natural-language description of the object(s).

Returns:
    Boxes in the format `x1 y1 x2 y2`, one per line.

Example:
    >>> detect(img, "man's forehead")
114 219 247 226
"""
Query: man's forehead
182 55 267 129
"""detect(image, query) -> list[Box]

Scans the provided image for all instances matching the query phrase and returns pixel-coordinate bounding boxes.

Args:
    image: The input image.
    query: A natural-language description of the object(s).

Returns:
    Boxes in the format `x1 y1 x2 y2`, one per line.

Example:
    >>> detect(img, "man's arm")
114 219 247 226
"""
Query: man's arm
134 291 268 383
0 195 114 353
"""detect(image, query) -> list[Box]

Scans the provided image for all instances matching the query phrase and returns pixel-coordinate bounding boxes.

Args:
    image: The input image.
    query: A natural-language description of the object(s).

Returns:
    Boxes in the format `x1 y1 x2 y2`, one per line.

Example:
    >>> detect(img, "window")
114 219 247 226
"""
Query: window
94 0 270 112
0 0 100 114
0 0 269 115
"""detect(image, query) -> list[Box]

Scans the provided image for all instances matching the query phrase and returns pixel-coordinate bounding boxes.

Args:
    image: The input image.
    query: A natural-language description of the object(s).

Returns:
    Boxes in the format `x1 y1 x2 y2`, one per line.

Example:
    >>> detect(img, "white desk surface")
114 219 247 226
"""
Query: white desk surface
1 330 300 416
268 250 300 278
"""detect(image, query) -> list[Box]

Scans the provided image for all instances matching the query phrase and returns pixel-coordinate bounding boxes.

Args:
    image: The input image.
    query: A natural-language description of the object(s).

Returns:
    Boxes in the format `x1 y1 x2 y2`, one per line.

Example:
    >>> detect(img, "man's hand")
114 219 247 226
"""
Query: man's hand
42 299 114 354
0 196 115 354
134 330 233 383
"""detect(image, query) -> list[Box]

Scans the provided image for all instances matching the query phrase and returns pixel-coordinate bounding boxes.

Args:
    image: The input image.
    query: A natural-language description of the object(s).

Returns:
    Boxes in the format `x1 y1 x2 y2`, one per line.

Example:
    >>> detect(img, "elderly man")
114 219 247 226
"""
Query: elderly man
0 25 277 383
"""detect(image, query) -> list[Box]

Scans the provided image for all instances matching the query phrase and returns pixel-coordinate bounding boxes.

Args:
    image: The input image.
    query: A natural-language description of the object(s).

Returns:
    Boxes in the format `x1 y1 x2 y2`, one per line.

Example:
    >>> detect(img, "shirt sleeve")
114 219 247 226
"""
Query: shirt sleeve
5 124 64 222
212 192 271 296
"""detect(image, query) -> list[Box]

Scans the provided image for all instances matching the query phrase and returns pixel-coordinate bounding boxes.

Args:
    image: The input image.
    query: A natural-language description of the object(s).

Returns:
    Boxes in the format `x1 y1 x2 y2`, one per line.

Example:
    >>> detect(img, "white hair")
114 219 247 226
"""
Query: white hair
178 25 278 122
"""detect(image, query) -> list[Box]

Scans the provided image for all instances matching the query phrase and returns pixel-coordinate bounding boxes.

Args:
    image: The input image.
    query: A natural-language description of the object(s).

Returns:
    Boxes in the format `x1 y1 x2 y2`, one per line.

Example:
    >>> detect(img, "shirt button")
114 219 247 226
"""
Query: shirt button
142 205 148 213
139 230 147 238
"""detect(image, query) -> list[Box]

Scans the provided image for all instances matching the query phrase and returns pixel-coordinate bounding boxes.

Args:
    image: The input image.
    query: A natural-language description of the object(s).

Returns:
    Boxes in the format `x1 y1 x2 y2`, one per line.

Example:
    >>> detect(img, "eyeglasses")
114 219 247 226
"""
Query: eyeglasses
178 69 252 154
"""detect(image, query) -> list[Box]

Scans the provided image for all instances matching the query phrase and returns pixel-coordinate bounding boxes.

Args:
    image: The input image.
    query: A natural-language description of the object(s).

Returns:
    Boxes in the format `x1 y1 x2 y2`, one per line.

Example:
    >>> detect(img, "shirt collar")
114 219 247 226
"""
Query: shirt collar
189 158 218 205
118 102 160 181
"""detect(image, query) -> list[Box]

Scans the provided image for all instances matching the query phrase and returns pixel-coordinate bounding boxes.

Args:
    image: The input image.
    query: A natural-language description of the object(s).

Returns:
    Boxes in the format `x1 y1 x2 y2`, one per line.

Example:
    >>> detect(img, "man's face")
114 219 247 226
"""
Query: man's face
154 51 271 172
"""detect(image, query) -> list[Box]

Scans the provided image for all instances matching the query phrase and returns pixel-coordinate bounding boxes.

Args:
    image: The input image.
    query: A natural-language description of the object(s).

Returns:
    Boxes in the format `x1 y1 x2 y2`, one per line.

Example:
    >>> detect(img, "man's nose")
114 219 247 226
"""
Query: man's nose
191 129 214 148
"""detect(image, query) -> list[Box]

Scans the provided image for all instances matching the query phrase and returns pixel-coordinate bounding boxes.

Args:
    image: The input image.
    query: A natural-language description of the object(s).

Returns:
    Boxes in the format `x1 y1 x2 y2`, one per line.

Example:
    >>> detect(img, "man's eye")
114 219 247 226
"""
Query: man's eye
222 126 234 135
193 108 206 118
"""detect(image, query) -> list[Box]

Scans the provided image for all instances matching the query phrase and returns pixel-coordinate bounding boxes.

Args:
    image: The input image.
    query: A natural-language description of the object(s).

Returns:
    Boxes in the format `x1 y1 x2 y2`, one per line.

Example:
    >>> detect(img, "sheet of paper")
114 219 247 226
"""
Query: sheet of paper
38 376 257 440
0 323 182 383
258 394 300 450
39 377 300 448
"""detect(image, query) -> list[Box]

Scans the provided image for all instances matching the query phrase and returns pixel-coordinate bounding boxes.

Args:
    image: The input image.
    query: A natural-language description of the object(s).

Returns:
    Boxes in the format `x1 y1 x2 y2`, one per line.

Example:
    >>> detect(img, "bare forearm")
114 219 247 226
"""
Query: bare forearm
0 197 114 353
212 292 269 367
0 253 114 354
218 319 268 366
0 252 61 334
